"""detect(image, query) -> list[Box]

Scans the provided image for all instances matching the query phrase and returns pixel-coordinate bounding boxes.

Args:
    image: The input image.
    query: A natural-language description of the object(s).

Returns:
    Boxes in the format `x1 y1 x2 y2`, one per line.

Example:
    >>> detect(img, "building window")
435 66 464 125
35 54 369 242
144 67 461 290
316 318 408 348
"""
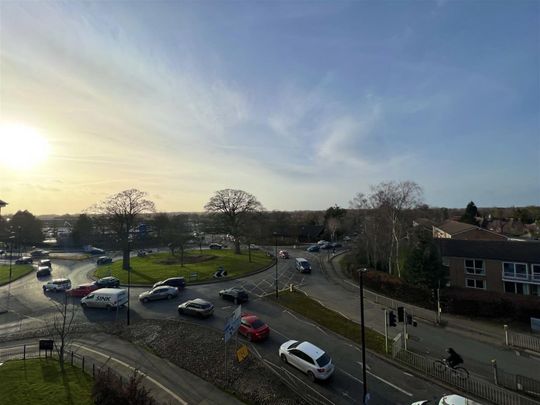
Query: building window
532 264 540 282
504 281 538 295
465 259 485 275
503 262 528 280
530 284 539 296
466 278 485 289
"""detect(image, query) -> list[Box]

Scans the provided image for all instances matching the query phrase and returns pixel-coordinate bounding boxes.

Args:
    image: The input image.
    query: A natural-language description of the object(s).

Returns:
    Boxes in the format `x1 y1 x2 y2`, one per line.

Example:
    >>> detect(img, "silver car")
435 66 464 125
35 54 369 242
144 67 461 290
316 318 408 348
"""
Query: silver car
138 286 178 303
178 298 214 318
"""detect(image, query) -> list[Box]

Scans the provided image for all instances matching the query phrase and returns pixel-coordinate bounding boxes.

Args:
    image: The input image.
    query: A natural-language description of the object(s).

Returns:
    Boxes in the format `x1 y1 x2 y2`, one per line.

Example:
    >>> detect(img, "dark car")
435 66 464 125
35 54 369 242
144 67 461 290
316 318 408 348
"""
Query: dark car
95 276 120 288
15 256 33 264
320 243 332 250
306 245 320 252
219 287 249 304
331 242 342 249
139 286 179 303
36 265 51 277
209 243 223 250
153 277 186 289
96 256 113 265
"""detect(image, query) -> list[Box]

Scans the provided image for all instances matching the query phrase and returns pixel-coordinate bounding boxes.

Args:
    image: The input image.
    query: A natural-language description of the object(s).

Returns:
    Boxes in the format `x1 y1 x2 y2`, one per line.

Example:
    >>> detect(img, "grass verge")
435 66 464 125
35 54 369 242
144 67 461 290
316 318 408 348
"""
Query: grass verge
0 264 33 286
94 249 274 284
273 290 387 355
0 358 93 405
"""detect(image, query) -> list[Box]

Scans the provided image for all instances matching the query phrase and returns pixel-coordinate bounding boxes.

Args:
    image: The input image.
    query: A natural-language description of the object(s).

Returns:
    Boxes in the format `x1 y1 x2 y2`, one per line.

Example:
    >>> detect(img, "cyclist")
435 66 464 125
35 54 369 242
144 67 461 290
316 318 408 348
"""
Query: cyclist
445 347 463 368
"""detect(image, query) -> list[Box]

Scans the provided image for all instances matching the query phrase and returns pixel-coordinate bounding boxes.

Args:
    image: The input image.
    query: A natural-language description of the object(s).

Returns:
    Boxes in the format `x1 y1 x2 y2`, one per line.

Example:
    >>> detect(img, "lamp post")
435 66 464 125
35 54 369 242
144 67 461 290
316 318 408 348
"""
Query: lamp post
273 232 278 298
127 236 132 326
6 234 15 311
358 268 368 404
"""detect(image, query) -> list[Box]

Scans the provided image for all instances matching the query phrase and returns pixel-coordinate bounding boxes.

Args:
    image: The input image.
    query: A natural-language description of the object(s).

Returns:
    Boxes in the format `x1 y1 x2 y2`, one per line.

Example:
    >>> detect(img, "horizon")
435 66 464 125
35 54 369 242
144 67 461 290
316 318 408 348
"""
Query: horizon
1 1 539 215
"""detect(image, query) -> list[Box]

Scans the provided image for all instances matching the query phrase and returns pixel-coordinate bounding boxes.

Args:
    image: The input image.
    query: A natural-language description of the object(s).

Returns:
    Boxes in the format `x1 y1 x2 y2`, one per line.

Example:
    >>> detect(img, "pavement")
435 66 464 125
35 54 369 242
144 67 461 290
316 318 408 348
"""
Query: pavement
0 333 245 405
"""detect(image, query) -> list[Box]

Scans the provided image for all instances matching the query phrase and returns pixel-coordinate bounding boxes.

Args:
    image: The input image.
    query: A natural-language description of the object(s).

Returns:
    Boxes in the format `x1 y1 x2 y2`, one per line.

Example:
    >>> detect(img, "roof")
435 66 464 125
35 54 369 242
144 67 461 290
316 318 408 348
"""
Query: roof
437 239 540 263
435 220 477 235
298 341 326 359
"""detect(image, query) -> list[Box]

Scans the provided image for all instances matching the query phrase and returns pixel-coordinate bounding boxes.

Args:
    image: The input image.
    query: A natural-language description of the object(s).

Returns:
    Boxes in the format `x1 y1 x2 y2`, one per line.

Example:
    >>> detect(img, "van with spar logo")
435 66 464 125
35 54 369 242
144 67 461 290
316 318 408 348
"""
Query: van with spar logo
80 288 128 310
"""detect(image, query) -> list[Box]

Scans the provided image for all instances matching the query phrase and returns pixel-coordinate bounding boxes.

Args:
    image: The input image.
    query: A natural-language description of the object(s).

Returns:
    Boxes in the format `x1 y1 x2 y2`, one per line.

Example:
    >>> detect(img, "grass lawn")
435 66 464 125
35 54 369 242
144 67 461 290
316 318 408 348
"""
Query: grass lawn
0 264 33 286
272 290 387 355
0 358 93 405
94 249 274 285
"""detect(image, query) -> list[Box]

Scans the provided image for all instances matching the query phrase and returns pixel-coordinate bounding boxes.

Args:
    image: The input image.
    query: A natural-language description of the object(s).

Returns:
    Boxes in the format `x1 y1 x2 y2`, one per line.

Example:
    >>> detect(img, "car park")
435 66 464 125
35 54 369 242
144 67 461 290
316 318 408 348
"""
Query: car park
153 277 186 289
66 283 98 297
43 278 71 292
139 286 179 303
306 245 320 252
81 288 128 310
279 340 335 381
219 287 249 304
96 256 113 265
278 250 289 259
209 243 223 250
178 298 214 318
295 258 311 273
36 266 52 277
15 256 33 264
95 276 120 288
239 313 270 342
39 259 52 267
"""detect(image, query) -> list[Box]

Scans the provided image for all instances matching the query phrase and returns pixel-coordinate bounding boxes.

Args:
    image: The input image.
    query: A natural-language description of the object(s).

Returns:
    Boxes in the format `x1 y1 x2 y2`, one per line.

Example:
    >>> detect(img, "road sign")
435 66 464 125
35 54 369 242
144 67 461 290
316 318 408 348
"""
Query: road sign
236 345 249 362
224 305 242 343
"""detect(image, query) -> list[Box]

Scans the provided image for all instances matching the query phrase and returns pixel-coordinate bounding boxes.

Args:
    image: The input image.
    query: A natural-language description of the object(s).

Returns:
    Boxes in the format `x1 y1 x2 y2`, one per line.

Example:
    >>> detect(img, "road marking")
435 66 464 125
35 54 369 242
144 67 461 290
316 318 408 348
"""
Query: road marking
344 279 359 289
250 345 262 359
403 371 414 377
515 350 521 356
356 361 371 370
271 327 289 339
72 344 188 405
339 368 363 384
316 326 329 336
367 370 413 397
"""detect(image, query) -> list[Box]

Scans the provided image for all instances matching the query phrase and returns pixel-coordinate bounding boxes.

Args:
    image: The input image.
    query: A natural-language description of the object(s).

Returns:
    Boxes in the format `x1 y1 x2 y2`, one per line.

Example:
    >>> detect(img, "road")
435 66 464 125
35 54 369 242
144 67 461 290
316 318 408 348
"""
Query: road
0 249 465 404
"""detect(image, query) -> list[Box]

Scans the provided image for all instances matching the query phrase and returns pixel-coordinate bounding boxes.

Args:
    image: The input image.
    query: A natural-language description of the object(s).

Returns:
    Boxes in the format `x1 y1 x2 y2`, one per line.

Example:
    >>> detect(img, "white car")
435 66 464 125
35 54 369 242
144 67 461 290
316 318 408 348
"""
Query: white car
412 394 484 405
43 278 72 292
279 340 334 381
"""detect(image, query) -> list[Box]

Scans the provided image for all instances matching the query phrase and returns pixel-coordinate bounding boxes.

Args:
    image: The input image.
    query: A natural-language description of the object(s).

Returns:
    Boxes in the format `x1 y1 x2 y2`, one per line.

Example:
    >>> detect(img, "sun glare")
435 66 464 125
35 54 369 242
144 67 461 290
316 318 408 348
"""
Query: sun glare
0 123 50 170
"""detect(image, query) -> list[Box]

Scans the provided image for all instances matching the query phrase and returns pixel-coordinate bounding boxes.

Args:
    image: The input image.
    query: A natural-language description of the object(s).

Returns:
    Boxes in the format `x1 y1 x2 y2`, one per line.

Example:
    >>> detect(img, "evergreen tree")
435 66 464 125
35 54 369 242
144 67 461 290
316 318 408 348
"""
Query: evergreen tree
403 229 446 288
461 201 479 225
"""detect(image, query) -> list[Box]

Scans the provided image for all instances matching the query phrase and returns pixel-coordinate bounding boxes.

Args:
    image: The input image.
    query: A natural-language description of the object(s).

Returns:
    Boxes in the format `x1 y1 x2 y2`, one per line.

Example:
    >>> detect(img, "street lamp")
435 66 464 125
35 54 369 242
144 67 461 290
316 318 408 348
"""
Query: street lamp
358 267 369 404
127 236 132 326
273 232 278 298
6 234 15 311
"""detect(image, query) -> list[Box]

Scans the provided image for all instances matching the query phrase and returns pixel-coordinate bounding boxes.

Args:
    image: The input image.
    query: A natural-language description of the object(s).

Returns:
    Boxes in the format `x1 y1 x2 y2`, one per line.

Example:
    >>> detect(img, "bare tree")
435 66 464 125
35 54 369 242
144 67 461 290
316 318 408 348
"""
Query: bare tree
49 294 76 372
89 189 155 270
204 189 264 254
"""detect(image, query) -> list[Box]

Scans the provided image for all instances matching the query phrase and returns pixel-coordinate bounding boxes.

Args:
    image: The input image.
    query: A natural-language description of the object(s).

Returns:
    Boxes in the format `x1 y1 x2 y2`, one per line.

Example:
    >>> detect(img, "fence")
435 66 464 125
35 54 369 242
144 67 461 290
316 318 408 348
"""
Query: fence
497 367 540 399
391 347 540 405
506 328 540 353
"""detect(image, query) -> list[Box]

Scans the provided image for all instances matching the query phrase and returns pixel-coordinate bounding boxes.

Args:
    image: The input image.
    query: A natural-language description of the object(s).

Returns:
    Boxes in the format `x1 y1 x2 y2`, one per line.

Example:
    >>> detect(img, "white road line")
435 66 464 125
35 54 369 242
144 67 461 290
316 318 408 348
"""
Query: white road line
72 344 188 405
367 370 413 397
344 279 359 289
336 310 350 320
271 327 289 339
403 372 414 377
339 368 363 384
356 361 371 370
316 326 329 336
250 345 262 359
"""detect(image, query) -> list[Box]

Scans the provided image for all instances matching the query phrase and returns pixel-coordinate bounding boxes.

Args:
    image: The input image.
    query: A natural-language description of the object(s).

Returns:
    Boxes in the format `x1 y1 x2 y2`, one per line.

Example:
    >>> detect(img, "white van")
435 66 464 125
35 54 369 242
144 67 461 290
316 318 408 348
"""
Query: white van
81 288 128 310
295 258 311 273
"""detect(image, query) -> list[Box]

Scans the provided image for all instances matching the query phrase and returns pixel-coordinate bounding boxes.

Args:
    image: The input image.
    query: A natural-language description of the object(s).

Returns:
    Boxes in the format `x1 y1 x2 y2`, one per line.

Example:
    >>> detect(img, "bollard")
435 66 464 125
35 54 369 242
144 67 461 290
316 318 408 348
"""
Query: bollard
23 345 26 360
492 359 498 385
71 351 74 366
504 324 509 346
82 356 85 372
92 363 95 377
289 283 293 292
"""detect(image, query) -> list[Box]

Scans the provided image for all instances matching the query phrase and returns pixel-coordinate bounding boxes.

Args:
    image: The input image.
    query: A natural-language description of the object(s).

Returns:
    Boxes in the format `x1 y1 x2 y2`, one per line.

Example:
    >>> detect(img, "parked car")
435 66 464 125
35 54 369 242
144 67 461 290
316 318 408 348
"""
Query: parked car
66 283 99 297
139 286 179 303
178 298 214 318
30 249 50 258
209 243 223 250
15 256 33 264
239 313 270 342
306 245 320 252
320 243 332 250
411 394 483 405
219 287 249 304
279 340 335 381
249 244 260 250
317 240 329 246
278 250 289 259
43 278 71 292
39 259 52 268
0 249 4 255
36 266 52 277
96 256 113 265
331 242 342 249
137 250 147 257
94 276 120 288
295 258 311 273
153 277 186 289
81 288 127 310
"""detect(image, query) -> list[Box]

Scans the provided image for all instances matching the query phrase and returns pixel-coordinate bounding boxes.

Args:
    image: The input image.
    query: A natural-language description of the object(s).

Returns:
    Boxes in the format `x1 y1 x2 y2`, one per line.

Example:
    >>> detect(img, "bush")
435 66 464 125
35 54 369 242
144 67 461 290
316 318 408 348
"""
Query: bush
92 369 157 405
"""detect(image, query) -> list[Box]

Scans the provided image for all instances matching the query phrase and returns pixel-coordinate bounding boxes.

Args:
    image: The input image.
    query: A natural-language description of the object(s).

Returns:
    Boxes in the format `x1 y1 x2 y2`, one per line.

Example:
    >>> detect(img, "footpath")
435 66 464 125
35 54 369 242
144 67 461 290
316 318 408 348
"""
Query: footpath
0 333 244 405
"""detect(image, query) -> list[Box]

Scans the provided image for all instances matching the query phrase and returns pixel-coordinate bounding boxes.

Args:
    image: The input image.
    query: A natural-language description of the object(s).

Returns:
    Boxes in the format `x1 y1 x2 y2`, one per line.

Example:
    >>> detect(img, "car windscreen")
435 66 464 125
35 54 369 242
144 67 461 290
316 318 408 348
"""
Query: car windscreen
316 353 331 367
288 341 301 349
251 319 265 329
301 262 310 269
200 303 212 309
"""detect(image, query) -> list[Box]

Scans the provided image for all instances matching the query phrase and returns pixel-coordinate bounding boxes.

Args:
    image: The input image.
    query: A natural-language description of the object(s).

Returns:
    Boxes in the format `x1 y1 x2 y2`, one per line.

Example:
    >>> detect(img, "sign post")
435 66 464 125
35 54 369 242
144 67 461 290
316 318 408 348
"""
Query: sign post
223 305 242 384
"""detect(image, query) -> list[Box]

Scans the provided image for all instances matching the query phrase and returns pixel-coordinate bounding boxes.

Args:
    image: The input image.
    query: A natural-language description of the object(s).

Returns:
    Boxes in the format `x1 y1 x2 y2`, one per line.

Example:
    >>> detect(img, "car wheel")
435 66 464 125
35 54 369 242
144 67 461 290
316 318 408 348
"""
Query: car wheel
178 308 184 315
307 371 316 382
167 294 172 300
42 286 47 292
280 354 288 364
81 303 87 308
143 298 149 303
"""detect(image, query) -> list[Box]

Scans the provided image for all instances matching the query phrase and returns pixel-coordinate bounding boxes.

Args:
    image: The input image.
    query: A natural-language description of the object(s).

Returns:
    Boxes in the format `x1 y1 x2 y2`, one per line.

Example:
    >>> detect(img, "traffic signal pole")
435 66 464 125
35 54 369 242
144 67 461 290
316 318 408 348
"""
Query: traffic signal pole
384 309 388 354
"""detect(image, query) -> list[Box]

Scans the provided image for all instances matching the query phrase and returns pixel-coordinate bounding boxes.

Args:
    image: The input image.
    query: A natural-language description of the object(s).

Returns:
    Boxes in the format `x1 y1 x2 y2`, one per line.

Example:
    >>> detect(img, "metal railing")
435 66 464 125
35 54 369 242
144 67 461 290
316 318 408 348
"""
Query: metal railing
506 327 540 353
391 348 540 405
497 368 540 399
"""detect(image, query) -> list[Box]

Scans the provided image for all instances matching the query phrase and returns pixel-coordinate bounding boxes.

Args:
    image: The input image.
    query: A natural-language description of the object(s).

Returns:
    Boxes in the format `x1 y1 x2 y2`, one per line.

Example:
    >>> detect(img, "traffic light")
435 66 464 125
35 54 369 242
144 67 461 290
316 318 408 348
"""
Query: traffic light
406 314 418 327
388 311 397 327
397 306 404 323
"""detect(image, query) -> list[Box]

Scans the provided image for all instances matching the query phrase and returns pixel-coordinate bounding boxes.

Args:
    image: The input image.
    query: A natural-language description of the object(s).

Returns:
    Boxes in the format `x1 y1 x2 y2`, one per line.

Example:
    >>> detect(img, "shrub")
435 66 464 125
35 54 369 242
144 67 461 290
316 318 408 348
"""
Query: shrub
92 368 157 405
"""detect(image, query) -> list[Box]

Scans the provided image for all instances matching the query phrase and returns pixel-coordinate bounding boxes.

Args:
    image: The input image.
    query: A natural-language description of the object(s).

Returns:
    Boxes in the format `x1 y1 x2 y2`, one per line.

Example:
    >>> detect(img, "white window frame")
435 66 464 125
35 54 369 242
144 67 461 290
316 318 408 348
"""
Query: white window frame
503 262 528 280
466 278 486 290
532 264 540 282
464 259 485 275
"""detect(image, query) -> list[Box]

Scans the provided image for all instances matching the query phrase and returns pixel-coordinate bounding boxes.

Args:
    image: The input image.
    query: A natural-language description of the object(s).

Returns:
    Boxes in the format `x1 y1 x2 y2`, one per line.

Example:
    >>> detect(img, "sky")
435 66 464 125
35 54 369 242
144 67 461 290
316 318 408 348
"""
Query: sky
0 0 539 215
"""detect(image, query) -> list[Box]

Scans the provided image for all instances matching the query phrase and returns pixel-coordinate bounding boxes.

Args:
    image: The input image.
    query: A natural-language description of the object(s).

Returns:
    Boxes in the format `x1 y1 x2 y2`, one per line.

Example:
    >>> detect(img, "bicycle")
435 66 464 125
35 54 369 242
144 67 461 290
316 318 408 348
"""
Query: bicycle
433 359 470 380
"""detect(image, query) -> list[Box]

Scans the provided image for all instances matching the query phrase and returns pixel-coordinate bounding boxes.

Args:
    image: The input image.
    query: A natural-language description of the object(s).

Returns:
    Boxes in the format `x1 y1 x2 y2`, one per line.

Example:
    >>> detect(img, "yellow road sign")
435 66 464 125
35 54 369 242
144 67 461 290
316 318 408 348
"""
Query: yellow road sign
236 345 249 362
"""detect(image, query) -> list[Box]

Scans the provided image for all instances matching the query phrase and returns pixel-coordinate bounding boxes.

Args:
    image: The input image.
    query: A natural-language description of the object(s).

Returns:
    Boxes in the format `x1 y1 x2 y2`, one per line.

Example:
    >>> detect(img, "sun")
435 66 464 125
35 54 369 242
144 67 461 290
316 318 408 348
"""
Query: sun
0 123 50 170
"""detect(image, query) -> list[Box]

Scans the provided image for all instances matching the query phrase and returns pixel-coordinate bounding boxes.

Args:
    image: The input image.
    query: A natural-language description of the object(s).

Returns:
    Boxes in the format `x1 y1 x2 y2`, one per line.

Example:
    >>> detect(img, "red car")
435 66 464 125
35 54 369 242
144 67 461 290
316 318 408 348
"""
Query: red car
278 250 289 259
239 313 270 342
66 283 99 297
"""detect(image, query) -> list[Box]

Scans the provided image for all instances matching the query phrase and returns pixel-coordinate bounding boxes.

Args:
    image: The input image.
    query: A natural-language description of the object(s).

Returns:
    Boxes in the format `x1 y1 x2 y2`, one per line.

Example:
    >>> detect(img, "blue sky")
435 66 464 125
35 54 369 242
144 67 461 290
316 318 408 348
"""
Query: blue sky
0 1 538 214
